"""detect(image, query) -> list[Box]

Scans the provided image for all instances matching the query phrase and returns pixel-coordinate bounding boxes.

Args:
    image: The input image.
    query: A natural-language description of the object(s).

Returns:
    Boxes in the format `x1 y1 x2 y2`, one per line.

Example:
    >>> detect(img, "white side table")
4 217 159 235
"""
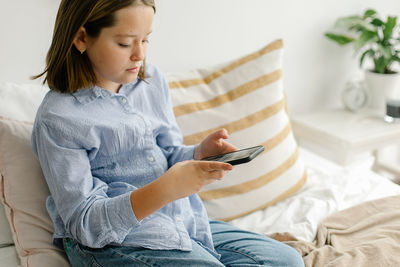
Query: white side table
291 109 400 168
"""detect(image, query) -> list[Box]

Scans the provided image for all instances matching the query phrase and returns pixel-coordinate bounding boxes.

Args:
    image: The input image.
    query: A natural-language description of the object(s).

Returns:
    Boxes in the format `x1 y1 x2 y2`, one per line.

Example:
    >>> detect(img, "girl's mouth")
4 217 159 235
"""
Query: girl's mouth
126 66 140 73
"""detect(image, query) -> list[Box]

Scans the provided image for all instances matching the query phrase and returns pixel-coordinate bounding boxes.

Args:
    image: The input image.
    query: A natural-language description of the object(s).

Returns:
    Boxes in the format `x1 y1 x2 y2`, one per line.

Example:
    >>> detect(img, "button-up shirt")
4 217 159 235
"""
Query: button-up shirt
31 64 217 257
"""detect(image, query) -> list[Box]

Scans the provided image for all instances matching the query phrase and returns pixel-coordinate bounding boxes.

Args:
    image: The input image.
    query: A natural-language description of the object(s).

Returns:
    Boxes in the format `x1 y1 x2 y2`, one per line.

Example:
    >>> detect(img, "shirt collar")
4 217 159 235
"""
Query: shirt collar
72 80 141 105
71 86 112 105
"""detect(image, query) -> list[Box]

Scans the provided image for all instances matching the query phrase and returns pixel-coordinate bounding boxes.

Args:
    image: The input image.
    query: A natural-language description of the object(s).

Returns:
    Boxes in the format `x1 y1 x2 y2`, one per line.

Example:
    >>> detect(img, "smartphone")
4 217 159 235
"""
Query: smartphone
201 145 264 166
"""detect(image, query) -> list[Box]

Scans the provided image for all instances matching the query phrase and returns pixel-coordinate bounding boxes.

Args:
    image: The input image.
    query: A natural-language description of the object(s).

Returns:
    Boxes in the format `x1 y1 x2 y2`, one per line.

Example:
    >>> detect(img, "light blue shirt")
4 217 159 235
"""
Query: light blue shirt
31 64 217 257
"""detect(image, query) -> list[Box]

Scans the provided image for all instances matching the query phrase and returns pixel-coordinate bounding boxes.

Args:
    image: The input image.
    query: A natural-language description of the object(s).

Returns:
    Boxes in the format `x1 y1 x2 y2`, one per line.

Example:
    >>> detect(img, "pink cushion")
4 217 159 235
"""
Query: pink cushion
0 116 69 266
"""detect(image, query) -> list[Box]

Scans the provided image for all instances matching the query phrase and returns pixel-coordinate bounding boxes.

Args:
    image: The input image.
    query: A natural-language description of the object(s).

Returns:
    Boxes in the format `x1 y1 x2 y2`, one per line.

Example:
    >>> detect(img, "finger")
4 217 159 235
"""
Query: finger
220 140 238 153
210 128 229 141
199 161 233 172
209 161 233 171
219 128 229 139
207 170 226 180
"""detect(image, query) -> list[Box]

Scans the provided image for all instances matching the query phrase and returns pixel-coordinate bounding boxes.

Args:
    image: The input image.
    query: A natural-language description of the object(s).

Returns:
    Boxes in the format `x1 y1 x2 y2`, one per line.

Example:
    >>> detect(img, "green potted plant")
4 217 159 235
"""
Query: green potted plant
325 9 400 110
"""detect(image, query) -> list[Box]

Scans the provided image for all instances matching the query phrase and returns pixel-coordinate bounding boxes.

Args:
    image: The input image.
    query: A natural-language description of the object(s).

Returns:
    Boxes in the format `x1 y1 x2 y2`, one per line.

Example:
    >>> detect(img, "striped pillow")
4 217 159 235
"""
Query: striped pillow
167 39 307 221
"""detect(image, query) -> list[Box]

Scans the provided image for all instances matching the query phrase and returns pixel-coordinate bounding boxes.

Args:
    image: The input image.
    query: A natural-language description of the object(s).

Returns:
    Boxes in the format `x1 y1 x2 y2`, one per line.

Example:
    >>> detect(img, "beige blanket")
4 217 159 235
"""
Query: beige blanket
270 195 400 267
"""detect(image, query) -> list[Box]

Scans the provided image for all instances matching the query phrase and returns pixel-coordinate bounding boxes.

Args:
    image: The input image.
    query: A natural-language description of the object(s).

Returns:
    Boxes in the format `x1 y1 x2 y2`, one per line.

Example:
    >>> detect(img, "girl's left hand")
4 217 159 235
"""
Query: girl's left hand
194 128 237 160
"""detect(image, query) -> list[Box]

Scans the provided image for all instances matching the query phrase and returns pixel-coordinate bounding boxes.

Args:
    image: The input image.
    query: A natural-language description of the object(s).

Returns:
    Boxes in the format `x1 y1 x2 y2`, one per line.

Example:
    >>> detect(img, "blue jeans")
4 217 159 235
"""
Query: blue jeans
63 220 304 267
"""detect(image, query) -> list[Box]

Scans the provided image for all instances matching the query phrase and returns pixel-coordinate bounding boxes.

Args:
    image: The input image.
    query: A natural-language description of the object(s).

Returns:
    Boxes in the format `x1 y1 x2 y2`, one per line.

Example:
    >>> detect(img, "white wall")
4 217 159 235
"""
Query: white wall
0 0 59 83
1 0 399 112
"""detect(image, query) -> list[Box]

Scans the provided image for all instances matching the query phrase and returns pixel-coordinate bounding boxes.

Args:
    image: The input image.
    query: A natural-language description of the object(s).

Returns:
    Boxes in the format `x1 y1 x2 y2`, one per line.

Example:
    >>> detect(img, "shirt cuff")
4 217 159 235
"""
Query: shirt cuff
181 145 196 161
105 191 140 244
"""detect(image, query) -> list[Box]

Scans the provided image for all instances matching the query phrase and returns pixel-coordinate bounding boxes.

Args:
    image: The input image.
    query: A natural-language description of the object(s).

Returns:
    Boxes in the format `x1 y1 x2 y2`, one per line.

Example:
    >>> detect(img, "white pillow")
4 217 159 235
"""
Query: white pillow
0 117 69 267
0 82 49 249
168 39 307 221
0 82 69 266
0 82 49 250
0 82 49 122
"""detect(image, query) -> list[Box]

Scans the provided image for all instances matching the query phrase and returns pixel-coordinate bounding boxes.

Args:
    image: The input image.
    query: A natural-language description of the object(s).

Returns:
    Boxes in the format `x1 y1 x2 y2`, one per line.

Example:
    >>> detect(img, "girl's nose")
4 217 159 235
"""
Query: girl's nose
130 43 145 61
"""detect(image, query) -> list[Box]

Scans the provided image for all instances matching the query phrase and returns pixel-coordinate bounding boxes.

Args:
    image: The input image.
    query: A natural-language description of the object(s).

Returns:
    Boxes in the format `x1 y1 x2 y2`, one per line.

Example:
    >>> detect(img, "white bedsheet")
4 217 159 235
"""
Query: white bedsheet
229 147 400 242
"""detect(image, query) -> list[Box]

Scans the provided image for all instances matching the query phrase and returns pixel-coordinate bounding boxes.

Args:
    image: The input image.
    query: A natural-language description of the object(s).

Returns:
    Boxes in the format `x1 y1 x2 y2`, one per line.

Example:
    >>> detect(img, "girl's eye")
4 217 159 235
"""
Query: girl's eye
142 39 149 44
118 43 130 48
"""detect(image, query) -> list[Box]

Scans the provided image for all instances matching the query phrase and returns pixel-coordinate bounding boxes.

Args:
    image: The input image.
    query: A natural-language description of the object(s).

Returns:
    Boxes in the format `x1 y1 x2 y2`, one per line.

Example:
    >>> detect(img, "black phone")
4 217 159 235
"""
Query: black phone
201 145 264 166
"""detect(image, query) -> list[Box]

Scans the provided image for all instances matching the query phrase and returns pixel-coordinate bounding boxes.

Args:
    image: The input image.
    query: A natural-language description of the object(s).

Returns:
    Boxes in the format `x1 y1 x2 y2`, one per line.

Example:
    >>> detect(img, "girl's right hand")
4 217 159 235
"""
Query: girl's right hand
162 160 233 201
130 160 233 221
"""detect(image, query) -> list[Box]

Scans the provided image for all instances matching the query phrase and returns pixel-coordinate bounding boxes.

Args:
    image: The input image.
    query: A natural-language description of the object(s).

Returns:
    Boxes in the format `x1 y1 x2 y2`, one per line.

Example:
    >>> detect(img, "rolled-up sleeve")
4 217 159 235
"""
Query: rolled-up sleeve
31 120 140 248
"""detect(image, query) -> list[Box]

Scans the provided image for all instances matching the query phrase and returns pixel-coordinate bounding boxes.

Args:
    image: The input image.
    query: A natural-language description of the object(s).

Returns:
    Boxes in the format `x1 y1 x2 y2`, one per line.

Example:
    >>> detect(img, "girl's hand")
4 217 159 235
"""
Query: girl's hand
130 160 233 221
194 129 237 160
162 160 233 201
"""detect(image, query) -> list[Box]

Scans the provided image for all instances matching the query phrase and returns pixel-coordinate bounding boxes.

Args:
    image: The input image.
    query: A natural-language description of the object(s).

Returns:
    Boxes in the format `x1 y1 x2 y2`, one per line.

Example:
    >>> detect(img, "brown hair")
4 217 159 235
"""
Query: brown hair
33 0 156 93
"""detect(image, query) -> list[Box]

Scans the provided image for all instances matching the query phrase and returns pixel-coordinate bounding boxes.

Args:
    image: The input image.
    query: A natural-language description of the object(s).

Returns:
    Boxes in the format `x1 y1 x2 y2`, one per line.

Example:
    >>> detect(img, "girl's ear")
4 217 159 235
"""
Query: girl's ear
73 27 88 54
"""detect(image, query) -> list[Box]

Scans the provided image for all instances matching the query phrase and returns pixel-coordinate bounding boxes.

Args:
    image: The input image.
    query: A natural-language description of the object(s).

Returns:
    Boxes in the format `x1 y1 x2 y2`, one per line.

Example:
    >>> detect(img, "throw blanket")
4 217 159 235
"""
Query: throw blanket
270 195 400 267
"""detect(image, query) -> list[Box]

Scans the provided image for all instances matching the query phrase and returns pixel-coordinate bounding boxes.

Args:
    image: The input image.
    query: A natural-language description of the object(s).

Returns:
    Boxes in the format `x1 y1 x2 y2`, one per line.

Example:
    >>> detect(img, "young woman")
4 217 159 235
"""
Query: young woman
31 0 304 266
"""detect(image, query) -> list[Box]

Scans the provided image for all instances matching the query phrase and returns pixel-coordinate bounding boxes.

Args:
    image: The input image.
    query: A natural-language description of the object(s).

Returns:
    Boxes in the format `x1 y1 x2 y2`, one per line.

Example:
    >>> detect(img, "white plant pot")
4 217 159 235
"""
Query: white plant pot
364 70 400 113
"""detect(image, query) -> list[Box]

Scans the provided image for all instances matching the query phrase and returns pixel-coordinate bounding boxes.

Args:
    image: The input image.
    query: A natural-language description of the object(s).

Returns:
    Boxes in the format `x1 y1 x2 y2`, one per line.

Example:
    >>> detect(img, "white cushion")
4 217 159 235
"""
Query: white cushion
0 117 69 266
0 82 48 249
168 39 307 221
0 82 48 122
0 82 69 266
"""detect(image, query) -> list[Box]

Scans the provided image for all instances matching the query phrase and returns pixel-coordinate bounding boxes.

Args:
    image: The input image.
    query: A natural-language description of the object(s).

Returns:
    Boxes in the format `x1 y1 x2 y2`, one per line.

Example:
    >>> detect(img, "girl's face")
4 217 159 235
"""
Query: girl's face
85 5 154 92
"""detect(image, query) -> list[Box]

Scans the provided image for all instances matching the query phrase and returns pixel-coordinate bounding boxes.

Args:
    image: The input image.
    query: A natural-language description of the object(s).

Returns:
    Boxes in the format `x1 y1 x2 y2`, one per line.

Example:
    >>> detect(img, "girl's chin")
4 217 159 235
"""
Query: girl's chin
122 74 139 83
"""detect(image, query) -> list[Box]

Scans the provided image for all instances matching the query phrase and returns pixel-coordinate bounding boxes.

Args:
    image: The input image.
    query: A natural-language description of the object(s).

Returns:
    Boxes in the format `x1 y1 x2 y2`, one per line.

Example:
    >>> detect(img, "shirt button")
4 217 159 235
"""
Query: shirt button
121 98 127 104
146 127 151 134
148 156 154 162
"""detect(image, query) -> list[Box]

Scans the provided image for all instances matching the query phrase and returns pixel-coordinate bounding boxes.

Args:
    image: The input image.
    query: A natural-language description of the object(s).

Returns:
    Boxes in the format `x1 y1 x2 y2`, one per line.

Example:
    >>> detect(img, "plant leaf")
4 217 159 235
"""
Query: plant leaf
353 31 379 51
377 44 392 59
375 55 394 74
325 33 355 45
363 9 377 19
359 49 375 68
334 16 374 30
334 16 361 28
374 56 387 73
383 16 397 41
371 18 384 27
334 16 376 32
392 55 400 63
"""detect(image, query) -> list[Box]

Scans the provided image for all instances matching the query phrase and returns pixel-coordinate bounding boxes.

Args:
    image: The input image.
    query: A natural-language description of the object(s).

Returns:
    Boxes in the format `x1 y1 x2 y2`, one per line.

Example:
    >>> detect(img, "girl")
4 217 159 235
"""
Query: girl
31 0 304 266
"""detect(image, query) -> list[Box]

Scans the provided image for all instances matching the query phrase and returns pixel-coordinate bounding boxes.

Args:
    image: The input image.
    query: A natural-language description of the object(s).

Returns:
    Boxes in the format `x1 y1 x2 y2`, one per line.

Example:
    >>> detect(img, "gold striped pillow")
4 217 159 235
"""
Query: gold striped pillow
167 39 307 221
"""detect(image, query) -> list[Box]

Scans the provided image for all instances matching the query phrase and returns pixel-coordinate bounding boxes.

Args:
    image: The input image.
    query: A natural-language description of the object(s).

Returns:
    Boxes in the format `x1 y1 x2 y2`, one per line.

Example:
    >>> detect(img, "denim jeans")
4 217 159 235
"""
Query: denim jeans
63 220 304 267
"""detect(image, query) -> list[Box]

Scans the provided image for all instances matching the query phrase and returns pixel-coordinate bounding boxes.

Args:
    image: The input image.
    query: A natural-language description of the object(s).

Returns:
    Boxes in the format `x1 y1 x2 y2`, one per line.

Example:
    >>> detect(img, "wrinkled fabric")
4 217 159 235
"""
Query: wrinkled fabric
31 64 216 257
270 195 400 267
